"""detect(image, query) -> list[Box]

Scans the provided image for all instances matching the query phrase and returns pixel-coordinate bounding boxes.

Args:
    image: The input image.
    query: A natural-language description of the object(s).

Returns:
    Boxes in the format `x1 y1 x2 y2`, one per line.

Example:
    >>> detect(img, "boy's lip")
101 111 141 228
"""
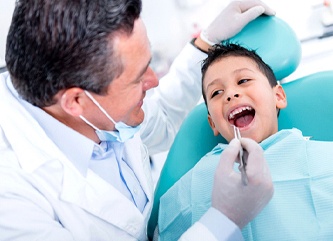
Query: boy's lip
227 104 255 127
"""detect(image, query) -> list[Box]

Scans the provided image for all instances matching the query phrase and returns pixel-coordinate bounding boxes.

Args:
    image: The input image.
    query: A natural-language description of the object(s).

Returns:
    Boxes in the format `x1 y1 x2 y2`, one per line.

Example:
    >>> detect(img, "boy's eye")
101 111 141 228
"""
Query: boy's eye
238 79 249 85
211 90 223 98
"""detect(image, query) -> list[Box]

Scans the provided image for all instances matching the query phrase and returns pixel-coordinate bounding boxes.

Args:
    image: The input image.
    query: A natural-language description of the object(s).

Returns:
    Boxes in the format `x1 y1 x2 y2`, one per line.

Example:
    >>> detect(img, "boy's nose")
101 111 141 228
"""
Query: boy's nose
227 93 239 102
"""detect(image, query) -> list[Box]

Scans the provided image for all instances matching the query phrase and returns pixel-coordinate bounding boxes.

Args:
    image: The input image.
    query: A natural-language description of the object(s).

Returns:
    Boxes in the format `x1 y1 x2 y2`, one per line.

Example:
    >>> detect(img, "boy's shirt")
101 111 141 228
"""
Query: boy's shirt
158 129 333 241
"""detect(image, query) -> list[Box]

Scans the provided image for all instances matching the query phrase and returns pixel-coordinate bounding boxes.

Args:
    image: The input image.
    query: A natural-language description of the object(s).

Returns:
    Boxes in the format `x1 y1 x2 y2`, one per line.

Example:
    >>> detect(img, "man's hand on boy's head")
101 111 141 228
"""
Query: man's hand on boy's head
200 0 276 46
211 138 274 229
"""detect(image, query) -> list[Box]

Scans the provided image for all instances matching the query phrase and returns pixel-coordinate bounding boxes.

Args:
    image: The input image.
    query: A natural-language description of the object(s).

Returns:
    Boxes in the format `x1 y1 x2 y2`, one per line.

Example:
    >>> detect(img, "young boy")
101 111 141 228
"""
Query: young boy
157 43 333 240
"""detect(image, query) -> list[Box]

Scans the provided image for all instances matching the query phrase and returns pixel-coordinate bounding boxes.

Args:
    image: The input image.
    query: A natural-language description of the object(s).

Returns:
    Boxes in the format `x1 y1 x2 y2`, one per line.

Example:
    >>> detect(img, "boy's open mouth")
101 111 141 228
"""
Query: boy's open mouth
228 106 255 128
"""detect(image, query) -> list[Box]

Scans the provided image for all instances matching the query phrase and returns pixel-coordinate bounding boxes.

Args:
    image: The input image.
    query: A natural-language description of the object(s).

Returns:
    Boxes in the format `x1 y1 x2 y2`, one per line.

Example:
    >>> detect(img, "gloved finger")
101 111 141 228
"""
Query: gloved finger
239 138 272 185
238 0 276 16
239 137 265 170
217 138 241 173
240 6 265 24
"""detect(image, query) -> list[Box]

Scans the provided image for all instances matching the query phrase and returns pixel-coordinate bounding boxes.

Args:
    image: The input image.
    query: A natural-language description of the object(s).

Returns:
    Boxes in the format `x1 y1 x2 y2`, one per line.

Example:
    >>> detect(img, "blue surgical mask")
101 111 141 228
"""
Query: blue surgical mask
79 91 141 143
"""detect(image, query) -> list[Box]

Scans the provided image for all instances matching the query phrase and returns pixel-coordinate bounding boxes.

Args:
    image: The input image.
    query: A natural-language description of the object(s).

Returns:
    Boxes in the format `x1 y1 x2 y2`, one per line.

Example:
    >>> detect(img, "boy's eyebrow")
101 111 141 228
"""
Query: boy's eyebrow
205 67 255 93
205 78 220 93
233 67 255 75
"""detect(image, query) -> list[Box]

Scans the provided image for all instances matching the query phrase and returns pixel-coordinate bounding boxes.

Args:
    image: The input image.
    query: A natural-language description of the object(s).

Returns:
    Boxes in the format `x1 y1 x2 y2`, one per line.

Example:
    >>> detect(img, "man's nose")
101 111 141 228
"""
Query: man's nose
142 67 159 91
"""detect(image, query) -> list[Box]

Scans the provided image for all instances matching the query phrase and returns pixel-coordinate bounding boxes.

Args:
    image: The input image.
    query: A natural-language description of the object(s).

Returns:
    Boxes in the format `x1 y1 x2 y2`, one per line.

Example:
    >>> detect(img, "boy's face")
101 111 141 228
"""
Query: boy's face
203 56 287 143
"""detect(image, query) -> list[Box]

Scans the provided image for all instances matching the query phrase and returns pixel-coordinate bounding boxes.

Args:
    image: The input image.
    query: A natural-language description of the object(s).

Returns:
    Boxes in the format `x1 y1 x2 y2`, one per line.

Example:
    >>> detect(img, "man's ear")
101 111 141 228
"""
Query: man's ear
60 88 85 117
208 114 219 136
275 84 287 110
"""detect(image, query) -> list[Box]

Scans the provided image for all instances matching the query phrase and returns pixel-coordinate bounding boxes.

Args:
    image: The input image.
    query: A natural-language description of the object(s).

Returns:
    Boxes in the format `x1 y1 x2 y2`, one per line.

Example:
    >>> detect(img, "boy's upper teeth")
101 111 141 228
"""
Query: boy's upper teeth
229 106 252 119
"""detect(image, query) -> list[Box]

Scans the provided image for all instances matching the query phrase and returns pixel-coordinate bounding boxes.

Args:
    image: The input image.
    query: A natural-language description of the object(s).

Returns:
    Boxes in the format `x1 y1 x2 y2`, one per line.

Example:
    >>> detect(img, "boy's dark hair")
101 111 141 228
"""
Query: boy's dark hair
201 42 278 105
6 0 142 107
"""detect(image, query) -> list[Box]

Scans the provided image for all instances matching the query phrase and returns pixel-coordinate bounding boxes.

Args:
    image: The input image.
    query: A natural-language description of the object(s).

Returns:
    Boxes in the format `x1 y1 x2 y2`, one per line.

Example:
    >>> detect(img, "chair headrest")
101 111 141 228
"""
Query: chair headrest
228 15 302 80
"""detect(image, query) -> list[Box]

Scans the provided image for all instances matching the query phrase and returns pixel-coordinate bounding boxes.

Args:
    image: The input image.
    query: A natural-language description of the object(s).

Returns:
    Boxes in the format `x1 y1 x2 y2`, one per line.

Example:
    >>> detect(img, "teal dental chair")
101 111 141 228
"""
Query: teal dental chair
148 15 333 239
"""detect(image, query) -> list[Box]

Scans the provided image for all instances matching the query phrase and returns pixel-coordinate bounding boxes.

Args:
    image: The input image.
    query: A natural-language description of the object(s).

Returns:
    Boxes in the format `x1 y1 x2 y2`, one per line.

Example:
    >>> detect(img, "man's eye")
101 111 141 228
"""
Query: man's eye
211 90 223 98
238 79 249 85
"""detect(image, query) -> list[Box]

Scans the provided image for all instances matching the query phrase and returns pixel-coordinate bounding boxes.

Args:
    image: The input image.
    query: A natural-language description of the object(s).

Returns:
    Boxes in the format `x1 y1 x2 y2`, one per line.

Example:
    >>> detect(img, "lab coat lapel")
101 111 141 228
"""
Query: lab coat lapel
59 129 153 239
60 164 147 239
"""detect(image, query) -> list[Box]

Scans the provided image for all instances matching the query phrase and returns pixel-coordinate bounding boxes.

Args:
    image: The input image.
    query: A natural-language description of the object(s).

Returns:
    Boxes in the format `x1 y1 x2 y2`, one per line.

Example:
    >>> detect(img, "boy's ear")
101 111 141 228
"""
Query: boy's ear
60 87 85 117
208 114 220 136
275 84 287 110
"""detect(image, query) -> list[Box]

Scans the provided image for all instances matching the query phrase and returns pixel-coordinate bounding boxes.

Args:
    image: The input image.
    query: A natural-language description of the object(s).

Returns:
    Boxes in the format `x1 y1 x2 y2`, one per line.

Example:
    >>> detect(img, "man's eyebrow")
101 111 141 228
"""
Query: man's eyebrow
135 41 153 79
136 58 152 80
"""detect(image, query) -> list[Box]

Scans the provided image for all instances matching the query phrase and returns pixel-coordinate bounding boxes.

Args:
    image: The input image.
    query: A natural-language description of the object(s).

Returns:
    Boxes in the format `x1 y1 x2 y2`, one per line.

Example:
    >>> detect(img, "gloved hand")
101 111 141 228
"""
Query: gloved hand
200 0 276 45
211 137 274 229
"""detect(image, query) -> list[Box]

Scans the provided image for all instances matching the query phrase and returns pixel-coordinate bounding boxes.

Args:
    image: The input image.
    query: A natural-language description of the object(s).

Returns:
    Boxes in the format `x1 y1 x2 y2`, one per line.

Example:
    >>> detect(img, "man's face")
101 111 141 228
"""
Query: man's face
203 56 287 143
86 18 158 130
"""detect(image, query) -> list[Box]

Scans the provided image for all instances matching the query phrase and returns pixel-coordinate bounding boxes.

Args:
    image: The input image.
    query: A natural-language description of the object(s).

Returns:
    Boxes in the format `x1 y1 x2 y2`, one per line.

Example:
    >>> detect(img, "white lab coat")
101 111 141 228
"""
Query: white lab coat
0 43 214 241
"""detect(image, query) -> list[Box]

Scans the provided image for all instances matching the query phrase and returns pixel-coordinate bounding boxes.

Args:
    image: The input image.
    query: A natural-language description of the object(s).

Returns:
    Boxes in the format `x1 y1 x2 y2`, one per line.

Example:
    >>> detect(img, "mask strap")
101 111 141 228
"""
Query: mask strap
79 115 100 131
84 90 117 125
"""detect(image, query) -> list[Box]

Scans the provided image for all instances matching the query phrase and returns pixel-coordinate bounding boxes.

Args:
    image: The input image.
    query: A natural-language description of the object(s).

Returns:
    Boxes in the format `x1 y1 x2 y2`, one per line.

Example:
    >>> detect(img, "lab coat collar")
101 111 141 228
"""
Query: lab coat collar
0 73 67 172
19 93 94 176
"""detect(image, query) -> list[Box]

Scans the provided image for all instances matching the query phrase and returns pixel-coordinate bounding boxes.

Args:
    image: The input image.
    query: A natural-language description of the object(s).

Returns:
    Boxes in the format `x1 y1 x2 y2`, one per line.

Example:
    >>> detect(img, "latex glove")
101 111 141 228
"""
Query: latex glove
211 138 274 229
200 0 276 45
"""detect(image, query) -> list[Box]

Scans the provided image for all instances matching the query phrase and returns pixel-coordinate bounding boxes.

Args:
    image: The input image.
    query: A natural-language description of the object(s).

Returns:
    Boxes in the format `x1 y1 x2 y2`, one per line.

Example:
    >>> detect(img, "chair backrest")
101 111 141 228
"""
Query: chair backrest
147 15 305 239
278 71 333 139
